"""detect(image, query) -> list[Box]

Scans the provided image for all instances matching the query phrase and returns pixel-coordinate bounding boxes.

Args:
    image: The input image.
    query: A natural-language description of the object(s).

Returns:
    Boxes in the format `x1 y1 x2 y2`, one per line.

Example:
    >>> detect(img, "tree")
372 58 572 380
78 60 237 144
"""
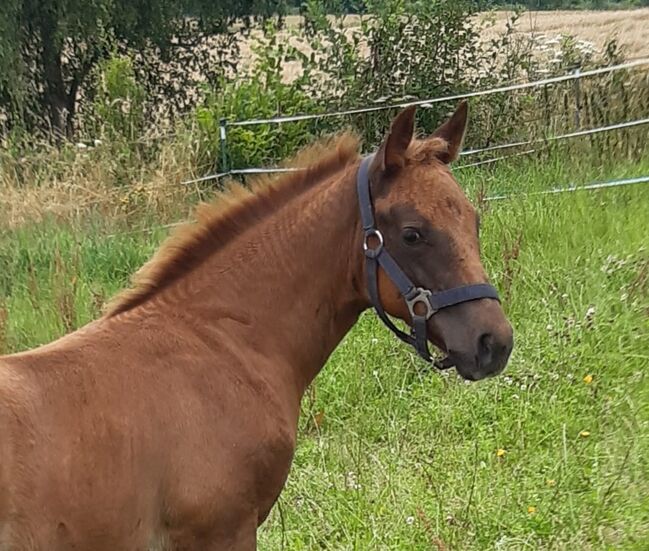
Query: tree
0 0 284 138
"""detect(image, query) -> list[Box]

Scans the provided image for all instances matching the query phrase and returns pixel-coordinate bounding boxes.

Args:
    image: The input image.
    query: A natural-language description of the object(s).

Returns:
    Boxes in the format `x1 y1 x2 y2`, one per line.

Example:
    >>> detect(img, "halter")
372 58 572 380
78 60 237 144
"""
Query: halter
356 155 500 364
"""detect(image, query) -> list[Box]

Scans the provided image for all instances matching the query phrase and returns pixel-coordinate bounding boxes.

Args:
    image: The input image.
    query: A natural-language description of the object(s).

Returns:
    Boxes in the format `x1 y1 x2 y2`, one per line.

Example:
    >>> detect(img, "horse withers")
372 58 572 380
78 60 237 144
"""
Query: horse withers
0 102 512 550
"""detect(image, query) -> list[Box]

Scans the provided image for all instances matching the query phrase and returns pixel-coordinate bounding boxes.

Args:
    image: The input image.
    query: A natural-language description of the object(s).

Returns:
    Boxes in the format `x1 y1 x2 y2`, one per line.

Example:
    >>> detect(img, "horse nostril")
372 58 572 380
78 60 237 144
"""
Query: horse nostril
478 332 495 366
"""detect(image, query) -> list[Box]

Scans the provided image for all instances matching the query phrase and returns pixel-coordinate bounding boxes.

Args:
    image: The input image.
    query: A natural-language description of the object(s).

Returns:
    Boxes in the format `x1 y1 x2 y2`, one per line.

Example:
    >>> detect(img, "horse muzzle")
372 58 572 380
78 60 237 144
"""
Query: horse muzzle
431 299 514 381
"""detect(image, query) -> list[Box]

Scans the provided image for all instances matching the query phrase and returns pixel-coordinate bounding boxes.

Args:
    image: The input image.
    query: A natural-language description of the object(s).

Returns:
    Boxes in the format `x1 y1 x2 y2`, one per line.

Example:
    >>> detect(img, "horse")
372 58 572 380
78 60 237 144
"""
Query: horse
0 102 513 550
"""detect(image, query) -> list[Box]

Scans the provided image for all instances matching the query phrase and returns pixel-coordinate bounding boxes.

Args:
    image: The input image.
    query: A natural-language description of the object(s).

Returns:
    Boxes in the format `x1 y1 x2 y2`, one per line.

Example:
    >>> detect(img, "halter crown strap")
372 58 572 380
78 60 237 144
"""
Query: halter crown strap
356 154 501 364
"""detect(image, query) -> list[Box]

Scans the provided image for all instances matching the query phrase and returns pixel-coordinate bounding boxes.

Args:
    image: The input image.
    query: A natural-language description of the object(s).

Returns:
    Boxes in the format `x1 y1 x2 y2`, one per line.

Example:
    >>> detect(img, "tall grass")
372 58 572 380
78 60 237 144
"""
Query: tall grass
0 149 647 548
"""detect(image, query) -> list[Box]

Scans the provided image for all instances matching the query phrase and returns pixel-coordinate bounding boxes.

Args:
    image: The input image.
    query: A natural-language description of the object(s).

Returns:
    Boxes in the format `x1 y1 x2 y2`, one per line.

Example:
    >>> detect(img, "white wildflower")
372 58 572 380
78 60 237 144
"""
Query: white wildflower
346 471 361 490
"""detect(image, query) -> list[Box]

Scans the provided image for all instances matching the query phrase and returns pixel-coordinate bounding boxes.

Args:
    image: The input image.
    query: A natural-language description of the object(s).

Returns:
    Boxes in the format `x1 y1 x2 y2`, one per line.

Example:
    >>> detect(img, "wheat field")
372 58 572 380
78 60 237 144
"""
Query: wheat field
483 9 649 59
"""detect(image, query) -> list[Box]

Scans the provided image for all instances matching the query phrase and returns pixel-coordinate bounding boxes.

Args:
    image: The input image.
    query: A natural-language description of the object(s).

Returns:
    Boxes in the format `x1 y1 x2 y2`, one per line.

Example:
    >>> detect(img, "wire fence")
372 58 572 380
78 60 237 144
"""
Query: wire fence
485 174 649 201
23 111 644 216
179 115 649 186
171 57 649 186
71 56 649 147
52 57 649 238
226 58 649 127
107 173 649 238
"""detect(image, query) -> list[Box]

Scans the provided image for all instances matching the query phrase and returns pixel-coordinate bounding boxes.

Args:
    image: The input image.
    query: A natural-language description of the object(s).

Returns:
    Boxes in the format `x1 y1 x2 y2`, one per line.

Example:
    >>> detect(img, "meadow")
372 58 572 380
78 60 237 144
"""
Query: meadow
1 144 648 549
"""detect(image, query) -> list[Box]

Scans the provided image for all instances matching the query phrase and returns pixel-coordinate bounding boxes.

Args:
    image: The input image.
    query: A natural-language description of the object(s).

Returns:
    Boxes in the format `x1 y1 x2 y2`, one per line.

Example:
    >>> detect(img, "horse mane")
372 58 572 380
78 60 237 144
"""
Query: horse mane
105 133 360 317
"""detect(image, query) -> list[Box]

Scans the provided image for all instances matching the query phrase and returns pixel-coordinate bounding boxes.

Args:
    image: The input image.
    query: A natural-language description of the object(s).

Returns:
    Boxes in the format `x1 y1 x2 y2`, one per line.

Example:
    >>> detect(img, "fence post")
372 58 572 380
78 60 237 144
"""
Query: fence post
573 67 582 129
219 117 229 174
541 82 551 140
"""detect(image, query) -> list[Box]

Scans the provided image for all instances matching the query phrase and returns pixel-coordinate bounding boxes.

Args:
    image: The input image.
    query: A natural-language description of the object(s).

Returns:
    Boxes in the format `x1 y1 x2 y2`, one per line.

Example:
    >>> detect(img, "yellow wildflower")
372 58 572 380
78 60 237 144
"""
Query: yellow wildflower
583 374 593 384
527 505 537 514
496 448 506 457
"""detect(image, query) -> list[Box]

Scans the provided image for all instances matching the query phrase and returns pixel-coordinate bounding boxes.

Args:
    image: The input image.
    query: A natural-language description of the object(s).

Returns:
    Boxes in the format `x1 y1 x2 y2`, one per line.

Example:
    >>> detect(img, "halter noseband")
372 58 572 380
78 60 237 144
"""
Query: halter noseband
356 155 500 364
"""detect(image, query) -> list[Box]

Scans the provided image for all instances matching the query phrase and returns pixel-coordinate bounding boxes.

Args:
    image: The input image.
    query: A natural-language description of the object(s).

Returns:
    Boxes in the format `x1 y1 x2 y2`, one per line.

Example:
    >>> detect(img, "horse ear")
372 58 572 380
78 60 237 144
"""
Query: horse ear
432 100 468 164
370 105 417 177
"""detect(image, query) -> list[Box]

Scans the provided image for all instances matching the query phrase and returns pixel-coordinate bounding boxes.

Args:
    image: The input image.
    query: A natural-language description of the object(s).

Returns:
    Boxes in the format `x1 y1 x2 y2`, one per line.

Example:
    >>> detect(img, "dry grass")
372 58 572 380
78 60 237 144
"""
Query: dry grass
0 137 199 230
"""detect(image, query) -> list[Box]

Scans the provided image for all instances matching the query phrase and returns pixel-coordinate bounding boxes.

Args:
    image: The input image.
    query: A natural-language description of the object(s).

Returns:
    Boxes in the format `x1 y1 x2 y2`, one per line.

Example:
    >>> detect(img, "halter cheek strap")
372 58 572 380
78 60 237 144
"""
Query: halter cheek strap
356 155 500 364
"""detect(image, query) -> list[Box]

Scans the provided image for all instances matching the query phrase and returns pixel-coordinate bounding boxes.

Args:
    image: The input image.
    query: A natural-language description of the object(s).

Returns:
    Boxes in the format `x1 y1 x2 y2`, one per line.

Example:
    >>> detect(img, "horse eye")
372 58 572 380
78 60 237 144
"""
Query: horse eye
402 228 422 245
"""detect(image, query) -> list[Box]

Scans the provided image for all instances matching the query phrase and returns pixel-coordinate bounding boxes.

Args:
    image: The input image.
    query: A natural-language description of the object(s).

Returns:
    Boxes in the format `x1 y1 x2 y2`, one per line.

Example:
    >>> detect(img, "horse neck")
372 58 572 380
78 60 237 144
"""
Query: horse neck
148 164 366 397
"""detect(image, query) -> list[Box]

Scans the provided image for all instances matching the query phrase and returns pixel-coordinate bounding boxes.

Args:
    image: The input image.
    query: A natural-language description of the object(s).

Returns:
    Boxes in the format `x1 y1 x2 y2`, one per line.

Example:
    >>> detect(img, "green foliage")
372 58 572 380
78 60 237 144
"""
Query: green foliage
194 0 536 173
0 0 285 137
196 20 321 171
92 56 146 142
296 0 506 141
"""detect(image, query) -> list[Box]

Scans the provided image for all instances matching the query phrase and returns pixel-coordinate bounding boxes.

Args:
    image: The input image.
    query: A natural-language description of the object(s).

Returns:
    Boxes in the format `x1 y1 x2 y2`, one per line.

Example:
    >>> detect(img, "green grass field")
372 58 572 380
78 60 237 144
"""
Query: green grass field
1 150 648 549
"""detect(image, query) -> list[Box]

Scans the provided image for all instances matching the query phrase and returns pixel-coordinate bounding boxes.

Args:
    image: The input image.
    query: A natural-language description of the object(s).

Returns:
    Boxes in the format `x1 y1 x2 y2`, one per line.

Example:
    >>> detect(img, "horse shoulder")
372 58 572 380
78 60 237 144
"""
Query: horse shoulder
0 357 39 547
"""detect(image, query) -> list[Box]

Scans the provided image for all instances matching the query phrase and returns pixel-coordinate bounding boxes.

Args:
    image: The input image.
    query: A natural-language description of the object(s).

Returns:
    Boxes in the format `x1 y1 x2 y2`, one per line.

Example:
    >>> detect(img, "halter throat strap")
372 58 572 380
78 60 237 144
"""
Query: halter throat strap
356 155 500 363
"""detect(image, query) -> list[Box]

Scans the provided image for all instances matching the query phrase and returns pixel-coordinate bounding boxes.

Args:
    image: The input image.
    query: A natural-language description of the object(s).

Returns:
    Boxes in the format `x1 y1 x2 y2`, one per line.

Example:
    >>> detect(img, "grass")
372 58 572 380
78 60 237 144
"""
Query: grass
0 150 648 549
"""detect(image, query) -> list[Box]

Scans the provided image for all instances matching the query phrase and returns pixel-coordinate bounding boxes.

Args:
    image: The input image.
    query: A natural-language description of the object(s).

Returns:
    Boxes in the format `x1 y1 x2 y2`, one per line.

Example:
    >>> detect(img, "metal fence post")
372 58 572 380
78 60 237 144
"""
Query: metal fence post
219 117 229 174
573 67 582 129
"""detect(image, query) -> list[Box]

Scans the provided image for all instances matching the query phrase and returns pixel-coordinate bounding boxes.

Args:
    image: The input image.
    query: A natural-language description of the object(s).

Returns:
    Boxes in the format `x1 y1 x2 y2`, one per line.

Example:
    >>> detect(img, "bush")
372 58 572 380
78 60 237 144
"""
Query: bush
196 1 539 171
90 56 147 142
196 21 321 172
193 1 648 174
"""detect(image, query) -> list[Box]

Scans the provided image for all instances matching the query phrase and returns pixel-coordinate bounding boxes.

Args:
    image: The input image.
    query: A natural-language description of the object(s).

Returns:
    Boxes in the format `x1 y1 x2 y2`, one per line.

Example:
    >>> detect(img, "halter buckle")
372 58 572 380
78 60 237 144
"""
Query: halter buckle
405 288 436 320
363 228 384 258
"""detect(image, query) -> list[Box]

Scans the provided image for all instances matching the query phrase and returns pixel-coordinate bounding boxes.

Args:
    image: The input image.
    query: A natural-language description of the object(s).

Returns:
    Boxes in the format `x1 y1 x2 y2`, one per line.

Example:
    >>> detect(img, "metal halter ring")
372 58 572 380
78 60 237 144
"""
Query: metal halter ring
405 288 436 320
363 228 384 257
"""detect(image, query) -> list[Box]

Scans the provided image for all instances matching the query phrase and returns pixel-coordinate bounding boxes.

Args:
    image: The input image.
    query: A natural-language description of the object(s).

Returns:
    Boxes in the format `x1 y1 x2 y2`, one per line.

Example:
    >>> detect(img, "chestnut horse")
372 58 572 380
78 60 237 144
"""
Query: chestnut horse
0 103 513 550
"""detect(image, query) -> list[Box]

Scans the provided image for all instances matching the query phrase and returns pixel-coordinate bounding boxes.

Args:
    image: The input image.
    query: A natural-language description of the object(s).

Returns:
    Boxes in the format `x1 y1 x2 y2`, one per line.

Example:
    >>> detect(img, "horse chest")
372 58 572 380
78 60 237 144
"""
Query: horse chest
225 413 297 519
163 390 298 531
